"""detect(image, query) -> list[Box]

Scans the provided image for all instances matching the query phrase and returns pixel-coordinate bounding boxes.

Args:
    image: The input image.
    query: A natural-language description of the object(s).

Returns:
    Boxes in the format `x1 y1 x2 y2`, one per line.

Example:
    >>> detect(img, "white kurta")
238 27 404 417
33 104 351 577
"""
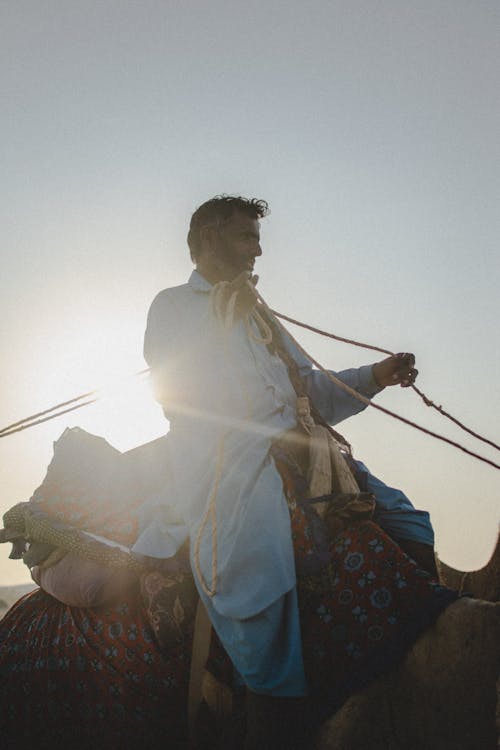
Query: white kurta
135 271 380 619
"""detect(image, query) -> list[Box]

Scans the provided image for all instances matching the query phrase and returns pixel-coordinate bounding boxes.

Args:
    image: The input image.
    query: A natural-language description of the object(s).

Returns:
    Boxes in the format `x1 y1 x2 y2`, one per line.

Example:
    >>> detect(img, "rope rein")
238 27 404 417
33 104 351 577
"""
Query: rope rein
252 288 500 471
0 299 497 467
271 310 500 454
0 398 99 437
3 284 499 598
0 368 150 438
191 280 500 600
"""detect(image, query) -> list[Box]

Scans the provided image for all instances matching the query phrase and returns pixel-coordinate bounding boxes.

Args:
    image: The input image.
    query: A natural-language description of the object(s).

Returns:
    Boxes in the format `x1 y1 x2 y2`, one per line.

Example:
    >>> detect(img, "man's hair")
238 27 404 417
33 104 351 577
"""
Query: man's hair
187 195 269 261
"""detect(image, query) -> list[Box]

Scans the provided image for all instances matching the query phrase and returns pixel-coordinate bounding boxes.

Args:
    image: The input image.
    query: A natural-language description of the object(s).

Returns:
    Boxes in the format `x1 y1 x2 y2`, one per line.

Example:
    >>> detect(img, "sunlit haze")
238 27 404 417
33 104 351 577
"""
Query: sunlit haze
1 1 499 585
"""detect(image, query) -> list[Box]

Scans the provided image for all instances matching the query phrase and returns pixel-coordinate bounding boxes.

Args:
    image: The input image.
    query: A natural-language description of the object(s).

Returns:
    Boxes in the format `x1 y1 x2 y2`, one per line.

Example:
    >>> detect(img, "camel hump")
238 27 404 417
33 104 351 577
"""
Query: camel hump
437 530 500 601
318 599 500 750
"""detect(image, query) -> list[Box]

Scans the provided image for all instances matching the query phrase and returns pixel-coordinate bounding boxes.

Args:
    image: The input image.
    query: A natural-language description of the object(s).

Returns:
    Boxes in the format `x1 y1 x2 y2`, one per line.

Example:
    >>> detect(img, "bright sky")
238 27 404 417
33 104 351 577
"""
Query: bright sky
1 1 499 585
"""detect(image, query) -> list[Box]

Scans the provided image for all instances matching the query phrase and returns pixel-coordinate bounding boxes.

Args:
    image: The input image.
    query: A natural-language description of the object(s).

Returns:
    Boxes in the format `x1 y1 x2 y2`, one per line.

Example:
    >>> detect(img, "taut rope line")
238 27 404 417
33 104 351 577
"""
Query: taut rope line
0 369 150 438
0 391 98 436
0 399 99 437
192 282 500 603
0 308 498 470
271 310 500 454
252 290 500 471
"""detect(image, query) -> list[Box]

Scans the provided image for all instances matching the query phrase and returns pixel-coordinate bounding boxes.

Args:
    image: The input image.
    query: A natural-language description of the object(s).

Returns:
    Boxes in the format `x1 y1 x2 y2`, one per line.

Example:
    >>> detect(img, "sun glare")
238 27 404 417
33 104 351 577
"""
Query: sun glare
74 373 168 453
17 314 169 455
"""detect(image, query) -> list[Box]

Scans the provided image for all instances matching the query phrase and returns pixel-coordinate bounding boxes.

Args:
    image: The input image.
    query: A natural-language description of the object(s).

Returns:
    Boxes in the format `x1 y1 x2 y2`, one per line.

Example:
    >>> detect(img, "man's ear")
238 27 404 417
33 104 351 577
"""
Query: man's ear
199 224 219 255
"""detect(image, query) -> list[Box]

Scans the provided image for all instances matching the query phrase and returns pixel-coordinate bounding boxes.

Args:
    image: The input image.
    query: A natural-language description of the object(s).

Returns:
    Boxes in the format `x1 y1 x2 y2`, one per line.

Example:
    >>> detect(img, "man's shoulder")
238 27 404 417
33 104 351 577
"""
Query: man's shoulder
153 281 192 299
149 281 194 311
144 282 196 357
149 272 210 312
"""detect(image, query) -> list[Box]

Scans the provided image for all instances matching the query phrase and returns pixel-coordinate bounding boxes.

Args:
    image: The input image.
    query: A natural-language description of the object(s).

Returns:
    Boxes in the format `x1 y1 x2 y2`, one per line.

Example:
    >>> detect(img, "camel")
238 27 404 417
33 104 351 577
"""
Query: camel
315 597 499 750
2 425 498 749
2 531 498 749
197 534 500 749
314 533 500 750
437 532 500 602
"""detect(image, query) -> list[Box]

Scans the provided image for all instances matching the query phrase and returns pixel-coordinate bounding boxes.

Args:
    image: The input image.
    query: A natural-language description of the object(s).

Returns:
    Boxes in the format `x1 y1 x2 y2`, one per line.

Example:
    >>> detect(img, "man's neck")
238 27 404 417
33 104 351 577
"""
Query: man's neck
195 262 238 286
195 265 217 286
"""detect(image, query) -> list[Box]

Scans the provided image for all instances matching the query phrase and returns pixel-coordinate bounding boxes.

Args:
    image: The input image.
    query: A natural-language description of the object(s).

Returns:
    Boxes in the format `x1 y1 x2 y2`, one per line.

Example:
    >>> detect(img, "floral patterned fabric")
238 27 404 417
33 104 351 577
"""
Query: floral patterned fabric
295 519 458 721
0 582 194 749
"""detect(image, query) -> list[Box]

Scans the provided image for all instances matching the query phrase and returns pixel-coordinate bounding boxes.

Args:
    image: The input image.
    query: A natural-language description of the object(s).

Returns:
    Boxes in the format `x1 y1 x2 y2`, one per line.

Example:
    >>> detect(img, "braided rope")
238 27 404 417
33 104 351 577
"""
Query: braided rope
192 433 225 597
246 308 273 345
1 502 144 572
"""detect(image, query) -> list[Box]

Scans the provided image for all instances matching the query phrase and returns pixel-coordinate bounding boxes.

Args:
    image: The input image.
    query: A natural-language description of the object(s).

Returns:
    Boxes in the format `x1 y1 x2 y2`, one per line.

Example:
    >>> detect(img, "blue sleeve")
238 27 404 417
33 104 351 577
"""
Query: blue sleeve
303 365 382 425
278 325 382 425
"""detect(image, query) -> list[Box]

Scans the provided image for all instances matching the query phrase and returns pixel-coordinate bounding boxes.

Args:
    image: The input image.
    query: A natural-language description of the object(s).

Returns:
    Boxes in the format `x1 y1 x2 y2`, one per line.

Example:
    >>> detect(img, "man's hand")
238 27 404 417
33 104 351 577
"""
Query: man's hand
372 353 418 388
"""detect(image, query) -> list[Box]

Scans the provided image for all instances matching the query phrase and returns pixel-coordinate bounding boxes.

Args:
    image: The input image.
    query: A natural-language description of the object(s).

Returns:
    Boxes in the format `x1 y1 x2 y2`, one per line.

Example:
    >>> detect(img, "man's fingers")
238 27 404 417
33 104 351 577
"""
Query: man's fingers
401 368 418 387
396 352 416 367
374 353 418 388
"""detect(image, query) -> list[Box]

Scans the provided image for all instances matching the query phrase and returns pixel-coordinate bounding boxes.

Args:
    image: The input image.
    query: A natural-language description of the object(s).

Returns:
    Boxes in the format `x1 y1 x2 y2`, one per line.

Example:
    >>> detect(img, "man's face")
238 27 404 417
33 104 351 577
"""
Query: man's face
211 211 262 281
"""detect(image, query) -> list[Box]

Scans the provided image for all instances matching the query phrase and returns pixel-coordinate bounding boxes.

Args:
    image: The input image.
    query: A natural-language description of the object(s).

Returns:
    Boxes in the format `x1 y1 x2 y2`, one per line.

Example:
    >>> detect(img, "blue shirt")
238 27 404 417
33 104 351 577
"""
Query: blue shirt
136 271 382 618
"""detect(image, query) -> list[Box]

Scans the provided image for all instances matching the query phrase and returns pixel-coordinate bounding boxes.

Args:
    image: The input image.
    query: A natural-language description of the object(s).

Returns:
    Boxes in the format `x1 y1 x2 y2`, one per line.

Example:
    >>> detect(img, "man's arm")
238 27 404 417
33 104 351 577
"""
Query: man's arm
304 352 417 425
303 365 381 425
280 323 418 425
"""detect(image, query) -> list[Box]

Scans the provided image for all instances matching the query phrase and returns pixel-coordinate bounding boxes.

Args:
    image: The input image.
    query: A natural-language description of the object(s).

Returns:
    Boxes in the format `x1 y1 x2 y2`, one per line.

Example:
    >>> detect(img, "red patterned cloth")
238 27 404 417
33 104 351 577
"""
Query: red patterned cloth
0 584 193 749
295 519 458 720
0 429 195 747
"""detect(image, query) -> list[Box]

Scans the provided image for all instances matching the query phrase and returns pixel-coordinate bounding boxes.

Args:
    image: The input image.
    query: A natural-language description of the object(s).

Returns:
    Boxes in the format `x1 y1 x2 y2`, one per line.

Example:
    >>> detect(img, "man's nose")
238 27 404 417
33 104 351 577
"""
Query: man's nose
253 243 262 257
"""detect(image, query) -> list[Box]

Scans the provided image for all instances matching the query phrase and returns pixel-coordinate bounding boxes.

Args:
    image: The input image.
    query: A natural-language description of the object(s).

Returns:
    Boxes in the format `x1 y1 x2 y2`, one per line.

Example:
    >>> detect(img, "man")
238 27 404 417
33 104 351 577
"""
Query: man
140 195 441 747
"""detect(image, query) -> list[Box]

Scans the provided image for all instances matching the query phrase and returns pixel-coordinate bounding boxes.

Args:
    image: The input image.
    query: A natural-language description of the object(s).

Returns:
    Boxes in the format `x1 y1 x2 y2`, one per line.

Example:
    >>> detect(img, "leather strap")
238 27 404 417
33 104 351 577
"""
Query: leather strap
188 597 213 743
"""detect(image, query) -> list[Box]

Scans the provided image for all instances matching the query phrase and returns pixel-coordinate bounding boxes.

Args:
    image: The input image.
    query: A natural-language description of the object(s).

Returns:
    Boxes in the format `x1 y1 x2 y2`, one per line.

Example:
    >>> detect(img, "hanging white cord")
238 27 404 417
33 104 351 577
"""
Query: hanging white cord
195 281 271 597
192 432 225 597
